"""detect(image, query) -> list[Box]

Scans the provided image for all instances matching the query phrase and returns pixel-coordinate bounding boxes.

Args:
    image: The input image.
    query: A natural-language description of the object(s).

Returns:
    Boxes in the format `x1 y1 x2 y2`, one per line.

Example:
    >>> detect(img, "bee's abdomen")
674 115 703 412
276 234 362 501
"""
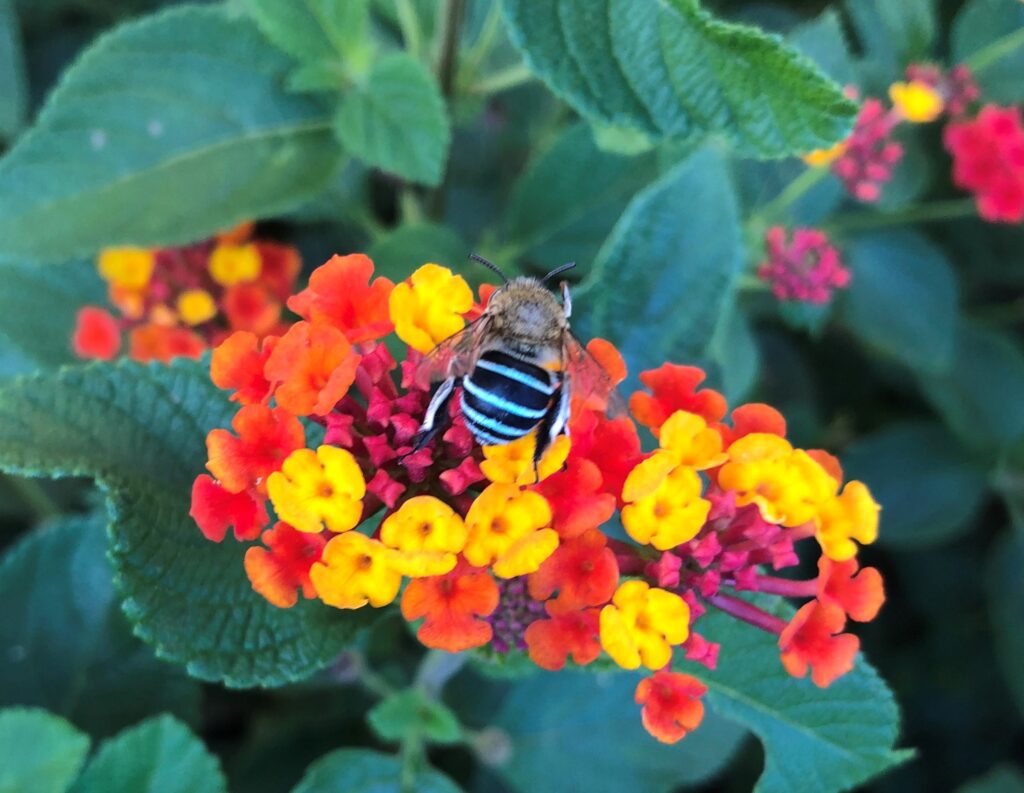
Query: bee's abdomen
460 350 556 446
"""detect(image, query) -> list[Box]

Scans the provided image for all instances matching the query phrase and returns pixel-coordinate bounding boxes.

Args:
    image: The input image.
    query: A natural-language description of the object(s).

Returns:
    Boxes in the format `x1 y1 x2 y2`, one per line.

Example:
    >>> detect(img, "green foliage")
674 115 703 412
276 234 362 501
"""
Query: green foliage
840 230 958 374
0 513 201 734
244 0 371 69
367 223 468 282
845 0 936 77
367 688 462 744
0 359 373 687
0 5 340 262
692 606 911 793
0 0 26 140
986 533 1024 719
502 0 857 158
70 715 227 793
952 0 1024 103
843 421 989 548
959 765 1024 793
291 748 461 793
492 670 747 793
787 10 855 87
0 708 90 793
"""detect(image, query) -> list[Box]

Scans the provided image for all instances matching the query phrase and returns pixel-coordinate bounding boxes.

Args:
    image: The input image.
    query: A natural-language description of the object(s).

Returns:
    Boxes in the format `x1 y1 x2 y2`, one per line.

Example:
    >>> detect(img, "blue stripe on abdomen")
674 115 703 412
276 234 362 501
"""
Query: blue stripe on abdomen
460 351 554 447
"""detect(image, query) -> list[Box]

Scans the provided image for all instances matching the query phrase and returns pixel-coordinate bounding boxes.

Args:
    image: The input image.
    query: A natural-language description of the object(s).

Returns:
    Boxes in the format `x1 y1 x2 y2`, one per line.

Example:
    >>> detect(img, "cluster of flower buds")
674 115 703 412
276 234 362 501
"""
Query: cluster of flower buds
72 223 301 363
757 226 851 304
945 104 1024 223
190 254 884 744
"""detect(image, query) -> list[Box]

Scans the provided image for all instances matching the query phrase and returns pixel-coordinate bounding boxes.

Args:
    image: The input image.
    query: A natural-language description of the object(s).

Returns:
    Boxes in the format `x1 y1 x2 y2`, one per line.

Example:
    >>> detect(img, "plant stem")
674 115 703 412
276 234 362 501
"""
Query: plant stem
705 592 788 635
749 165 830 228
434 0 466 99
753 575 819 599
964 25 1024 75
414 648 467 699
395 0 423 60
824 198 977 234
463 1 503 77
399 730 423 793
467 62 535 95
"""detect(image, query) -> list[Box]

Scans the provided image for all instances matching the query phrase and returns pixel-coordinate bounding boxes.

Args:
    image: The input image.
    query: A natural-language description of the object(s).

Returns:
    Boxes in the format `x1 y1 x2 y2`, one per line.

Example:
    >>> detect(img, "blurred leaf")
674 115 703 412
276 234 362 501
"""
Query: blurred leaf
839 230 958 374
918 322 1024 454
986 532 1024 718
589 124 655 156
0 5 340 262
334 53 450 186
873 127 933 211
493 670 745 793
777 300 834 337
502 0 856 159
0 259 105 377
367 688 462 745
0 708 89 793
368 223 468 282
842 421 988 548
706 300 760 403
788 9 856 86
959 764 1024 793
952 0 1024 104
284 159 367 223
0 359 373 687
0 0 26 139
0 514 201 735
577 147 742 387
291 748 461 793
845 0 936 77
503 123 657 271
244 0 371 67
70 715 225 793
692 604 912 793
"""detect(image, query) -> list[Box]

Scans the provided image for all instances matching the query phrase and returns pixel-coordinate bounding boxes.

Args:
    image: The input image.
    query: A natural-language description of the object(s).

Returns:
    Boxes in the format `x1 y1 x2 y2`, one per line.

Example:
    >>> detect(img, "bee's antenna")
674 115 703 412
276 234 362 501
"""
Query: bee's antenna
541 261 576 284
469 253 509 283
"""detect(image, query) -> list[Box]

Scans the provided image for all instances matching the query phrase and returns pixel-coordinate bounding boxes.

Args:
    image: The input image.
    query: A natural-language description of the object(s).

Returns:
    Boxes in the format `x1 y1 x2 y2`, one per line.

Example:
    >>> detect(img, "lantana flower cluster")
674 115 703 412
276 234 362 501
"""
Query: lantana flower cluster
190 254 885 744
72 223 301 363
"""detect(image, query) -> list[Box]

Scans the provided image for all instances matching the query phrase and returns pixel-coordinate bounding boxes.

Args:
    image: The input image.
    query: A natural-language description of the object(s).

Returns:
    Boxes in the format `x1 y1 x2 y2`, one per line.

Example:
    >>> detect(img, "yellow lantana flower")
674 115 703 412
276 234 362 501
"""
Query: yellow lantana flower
802 140 848 167
889 80 944 123
388 263 473 353
815 480 880 562
311 532 401 609
463 483 558 578
177 289 217 326
379 495 467 577
600 580 690 670
480 432 571 485
658 410 727 470
621 460 710 550
98 247 155 289
267 446 365 534
209 243 262 286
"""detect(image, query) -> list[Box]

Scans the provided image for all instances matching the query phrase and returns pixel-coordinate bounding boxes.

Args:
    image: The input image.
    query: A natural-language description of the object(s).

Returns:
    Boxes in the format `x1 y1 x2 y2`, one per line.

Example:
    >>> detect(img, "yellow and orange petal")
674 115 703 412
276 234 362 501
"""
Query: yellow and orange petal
802 140 848 167
263 321 360 416
527 528 618 614
621 459 710 551
97 247 155 289
599 580 690 670
205 404 305 494
635 672 707 744
480 432 570 485
128 324 206 363
72 307 121 360
209 243 262 286
533 457 616 539
463 483 558 578
889 80 944 123
779 600 859 688
815 480 880 561
266 445 365 534
177 289 217 326
523 607 602 671
222 283 281 336
629 363 726 434
287 253 394 343
817 556 885 623
388 263 473 353
658 410 727 470
210 331 277 405
244 522 326 608
401 560 500 652
720 403 787 447
379 495 467 577
310 532 400 609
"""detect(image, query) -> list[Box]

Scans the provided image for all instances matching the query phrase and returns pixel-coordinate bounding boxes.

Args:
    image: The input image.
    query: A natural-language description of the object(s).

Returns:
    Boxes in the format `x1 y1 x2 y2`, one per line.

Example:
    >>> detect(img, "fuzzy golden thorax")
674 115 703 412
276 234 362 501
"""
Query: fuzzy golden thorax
484 277 567 348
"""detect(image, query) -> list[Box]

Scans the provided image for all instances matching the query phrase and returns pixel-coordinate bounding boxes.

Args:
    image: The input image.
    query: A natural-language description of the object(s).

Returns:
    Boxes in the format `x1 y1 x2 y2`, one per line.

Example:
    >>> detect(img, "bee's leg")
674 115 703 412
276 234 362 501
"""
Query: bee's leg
404 376 458 458
532 382 571 480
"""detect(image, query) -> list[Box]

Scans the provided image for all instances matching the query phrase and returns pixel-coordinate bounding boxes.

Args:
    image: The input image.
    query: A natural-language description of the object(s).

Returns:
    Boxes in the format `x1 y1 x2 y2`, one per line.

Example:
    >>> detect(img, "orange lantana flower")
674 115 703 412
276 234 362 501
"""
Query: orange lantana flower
288 253 394 343
401 560 500 652
523 607 602 670
629 363 727 434
528 529 618 613
635 672 707 744
264 321 360 416
244 522 326 608
205 404 305 494
210 331 277 405
778 600 859 688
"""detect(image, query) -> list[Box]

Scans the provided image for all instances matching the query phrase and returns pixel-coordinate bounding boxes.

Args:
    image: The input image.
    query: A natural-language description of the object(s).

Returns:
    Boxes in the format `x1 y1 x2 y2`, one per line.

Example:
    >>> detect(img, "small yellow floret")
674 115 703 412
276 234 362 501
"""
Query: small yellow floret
98 247 155 289
463 483 558 578
388 263 473 353
599 580 690 670
209 243 262 286
889 80 944 123
311 532 401 609
802 140 848 167
658 410 727 470
622 461 710 550
267 446 365 534
380 495 467 577
815 480 880 561
480 433 571 485
177 289 218 326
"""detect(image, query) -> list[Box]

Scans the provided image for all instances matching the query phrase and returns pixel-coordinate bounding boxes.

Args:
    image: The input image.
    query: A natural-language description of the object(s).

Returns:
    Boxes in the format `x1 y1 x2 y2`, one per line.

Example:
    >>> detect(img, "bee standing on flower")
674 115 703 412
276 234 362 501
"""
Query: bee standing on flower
410 254 621 474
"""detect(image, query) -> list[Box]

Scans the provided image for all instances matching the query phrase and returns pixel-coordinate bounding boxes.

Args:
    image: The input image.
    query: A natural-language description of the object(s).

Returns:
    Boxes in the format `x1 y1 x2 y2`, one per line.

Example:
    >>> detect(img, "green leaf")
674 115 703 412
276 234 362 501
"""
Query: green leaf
986 533 1024 718
367 688 462 745
839 230 958 374
244 0 371 67
0 5 340 263
576 147 742 387
0 0 27 140
0 708 90 793
918 322 1024 453
845 0 936 76
842 421 988 548
952 0 1024 104
334 53 450 186
492 670 746 793
0 359 373 687
788 9 856 86
503 123 657 271
706 299 760 402
70 715 225 793
0 259 106 376
0 514 201 735
501 0 857 158
958 764 1024 793
367 223 468 283
291 748 461 793
691 605 911 793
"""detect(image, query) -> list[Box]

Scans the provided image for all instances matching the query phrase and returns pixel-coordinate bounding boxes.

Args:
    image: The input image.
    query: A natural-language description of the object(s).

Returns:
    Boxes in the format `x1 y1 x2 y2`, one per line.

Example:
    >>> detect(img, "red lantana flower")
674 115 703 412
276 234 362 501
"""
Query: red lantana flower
635 672 707 744
287 253 394 343
629 364 727 433
189 475 268 542
401 561 500 652
778 600 859 688
205 404 305 494
523 607 601 671
528 529 618 613
243 522 326 608
72 307 121 360
817 557 885 623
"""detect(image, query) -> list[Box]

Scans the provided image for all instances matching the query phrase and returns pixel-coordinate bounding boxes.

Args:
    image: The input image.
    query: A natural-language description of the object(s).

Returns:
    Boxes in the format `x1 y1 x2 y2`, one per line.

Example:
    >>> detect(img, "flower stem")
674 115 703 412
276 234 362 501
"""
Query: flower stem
705 592 788 635
824 198 978 234
749 165 831 229
467 63 536 95
415 648 467 699
752 575 819 599
964 25 1024 76
434 0 466 99
395 0 424 60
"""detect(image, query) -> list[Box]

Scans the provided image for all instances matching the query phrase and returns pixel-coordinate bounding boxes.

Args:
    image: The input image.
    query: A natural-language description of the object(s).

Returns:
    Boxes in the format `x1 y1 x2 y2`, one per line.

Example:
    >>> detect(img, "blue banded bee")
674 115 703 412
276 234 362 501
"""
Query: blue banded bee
409 254 621 475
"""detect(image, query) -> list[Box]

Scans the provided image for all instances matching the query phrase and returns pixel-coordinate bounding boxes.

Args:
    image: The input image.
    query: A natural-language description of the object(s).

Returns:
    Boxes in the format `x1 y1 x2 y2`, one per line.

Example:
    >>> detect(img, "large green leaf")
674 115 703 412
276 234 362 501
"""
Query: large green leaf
334 53 450 186
691 605 911 793
0 5 340 262
845 0 936 76
367 223 468 283
839 230 958 375
0 708 90 793
70 715 225 793
502 123 657 270
291 748 461 793
0 0 26 140
986 533 1024 718
842 421 988 549
952 0 1024 104
0 259 105 376
787 9 855 87
0 359 372 687
576 147 742 387
0 514 200 735
501 0 857 158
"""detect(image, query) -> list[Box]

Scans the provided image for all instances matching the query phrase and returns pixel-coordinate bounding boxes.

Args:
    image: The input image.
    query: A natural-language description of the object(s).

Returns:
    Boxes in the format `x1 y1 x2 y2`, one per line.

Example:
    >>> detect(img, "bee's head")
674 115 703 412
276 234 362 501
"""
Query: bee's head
469 254 574 344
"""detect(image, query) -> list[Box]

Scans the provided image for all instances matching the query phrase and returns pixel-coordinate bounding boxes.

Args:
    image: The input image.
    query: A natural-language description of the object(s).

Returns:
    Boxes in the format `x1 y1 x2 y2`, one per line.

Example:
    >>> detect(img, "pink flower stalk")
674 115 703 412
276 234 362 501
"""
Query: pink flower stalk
832 98 904 202
757 227 851 304
905 63 980 119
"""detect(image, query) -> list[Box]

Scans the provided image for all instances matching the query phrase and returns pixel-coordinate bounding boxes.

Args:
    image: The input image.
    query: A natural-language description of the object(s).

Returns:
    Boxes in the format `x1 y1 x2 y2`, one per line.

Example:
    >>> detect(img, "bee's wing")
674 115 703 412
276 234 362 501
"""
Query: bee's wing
563 332 627 417
412 318 489 388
